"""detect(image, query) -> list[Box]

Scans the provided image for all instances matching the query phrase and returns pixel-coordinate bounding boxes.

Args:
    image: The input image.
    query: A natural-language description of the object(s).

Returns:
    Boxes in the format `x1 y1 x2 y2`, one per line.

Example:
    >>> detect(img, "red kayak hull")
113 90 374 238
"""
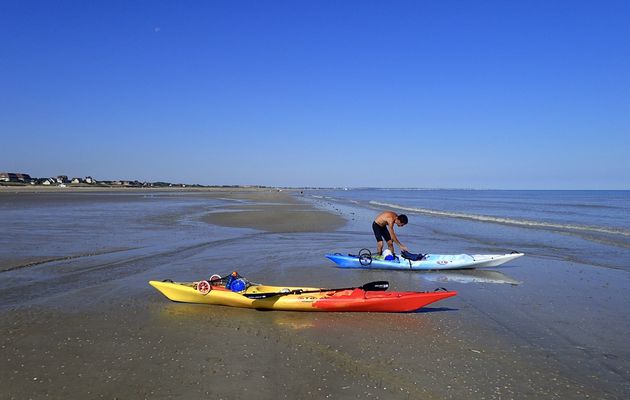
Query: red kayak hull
312 288 457 312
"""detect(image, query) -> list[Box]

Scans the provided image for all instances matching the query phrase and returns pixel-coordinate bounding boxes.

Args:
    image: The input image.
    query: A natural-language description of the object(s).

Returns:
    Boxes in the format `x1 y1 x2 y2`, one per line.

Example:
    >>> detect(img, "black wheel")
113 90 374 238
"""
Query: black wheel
358 248 372 266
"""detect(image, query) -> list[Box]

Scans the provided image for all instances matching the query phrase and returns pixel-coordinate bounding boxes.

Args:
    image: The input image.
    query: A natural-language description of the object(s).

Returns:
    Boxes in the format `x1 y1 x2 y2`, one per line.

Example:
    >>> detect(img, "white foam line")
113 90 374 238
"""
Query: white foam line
369 201 630 237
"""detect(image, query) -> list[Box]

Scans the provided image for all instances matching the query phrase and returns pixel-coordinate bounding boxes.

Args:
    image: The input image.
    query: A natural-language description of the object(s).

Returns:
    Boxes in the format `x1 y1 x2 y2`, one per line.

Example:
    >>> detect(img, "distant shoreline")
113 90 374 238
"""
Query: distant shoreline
0 184 283 193
2 183 626 192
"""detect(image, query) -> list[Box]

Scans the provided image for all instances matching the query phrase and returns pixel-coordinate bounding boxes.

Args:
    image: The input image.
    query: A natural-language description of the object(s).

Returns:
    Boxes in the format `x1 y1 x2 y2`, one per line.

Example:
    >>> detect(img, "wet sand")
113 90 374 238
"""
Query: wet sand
200 190 346 233
1 188 628 399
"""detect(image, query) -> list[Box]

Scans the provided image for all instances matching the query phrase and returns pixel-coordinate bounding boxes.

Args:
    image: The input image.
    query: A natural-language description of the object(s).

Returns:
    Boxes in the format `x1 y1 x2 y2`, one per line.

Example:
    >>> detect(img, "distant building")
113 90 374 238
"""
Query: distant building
84 176 95 184
0 172 32 182
118 180 141 187
71 177 82 184
56 175 68 183
16 173 32 182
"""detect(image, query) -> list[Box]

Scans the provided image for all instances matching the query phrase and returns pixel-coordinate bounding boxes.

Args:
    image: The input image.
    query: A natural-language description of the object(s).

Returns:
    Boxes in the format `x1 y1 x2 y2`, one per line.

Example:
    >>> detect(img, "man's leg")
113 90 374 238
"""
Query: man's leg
376 240 383 255
386 240 395 254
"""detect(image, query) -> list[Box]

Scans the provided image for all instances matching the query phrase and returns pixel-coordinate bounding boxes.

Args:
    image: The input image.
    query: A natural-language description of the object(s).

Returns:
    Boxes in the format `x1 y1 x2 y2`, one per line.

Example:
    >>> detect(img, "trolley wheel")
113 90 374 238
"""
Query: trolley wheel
358 248 372 266
197 280 211 295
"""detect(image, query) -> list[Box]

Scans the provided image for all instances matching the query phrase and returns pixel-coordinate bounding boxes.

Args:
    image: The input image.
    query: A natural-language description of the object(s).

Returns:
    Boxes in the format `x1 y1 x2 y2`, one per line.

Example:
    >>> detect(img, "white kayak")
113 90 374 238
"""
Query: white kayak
325 250 524 270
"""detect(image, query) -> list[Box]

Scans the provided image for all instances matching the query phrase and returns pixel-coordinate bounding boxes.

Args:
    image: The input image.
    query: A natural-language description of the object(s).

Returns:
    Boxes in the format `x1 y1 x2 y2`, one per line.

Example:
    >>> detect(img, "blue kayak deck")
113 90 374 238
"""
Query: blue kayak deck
325 252 524 270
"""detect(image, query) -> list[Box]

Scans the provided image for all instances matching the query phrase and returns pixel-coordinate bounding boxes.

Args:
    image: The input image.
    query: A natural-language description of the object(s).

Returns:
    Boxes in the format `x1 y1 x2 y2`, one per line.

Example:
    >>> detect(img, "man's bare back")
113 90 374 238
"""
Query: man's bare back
374 211 399 227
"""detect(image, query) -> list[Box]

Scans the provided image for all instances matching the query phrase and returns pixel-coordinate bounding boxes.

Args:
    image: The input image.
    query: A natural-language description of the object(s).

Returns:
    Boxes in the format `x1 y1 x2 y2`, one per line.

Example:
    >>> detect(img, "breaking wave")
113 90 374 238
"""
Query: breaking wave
369 200 630 238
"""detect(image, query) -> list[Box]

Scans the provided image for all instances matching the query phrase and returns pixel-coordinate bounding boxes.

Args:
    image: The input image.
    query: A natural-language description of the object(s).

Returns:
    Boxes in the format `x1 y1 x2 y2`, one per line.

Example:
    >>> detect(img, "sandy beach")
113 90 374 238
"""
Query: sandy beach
1 188 628 399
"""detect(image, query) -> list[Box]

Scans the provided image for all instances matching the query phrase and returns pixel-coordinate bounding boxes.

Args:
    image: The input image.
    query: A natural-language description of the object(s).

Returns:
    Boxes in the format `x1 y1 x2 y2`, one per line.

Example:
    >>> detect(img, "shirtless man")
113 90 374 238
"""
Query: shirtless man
372 211 409 255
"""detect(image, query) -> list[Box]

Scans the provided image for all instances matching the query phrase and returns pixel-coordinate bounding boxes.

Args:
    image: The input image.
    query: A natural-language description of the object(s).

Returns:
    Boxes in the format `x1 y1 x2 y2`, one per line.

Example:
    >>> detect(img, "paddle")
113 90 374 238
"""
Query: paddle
243 281 389 300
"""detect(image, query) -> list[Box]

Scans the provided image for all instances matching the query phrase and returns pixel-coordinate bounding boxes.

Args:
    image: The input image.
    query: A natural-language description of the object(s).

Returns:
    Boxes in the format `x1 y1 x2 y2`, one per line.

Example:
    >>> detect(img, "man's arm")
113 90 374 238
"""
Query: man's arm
387 221 409 251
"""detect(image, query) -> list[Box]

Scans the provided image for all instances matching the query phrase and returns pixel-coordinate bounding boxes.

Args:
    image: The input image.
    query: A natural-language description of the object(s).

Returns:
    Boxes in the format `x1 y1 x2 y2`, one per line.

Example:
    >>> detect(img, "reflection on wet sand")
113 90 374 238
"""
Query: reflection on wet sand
421 269 522 285
152 298 440 332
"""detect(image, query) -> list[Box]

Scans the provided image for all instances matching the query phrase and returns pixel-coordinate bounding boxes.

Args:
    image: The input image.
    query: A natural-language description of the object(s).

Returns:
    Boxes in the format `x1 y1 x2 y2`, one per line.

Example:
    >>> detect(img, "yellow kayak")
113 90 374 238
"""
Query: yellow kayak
149 277 456 312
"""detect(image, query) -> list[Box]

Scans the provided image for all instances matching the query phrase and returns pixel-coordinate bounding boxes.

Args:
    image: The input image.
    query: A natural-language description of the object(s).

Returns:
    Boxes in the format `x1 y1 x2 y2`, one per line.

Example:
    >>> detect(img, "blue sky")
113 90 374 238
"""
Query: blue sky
1 0 628 189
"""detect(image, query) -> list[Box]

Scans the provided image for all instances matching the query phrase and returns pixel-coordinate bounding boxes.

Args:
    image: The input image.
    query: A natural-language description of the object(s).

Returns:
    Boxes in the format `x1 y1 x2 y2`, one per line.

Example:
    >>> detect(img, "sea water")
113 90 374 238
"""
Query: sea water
306 189 630 271
2 188 628 398
0 192 237 271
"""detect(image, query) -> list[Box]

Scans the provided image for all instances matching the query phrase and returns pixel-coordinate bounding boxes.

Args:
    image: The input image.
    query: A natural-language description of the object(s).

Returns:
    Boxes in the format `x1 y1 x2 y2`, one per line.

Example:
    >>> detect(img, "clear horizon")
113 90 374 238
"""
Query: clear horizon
2 1 629 190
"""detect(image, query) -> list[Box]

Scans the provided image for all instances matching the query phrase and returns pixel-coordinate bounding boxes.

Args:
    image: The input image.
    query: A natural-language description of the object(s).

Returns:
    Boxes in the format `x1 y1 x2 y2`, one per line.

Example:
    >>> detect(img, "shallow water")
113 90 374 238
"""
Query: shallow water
307 189 630 270
305 189 630 398
1 189 629 399
0 191 236 271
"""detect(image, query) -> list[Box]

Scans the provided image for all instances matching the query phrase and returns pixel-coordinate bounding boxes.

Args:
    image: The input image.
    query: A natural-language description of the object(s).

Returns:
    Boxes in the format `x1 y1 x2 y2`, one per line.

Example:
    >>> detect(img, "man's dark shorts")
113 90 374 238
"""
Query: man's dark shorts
372 221 391 242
